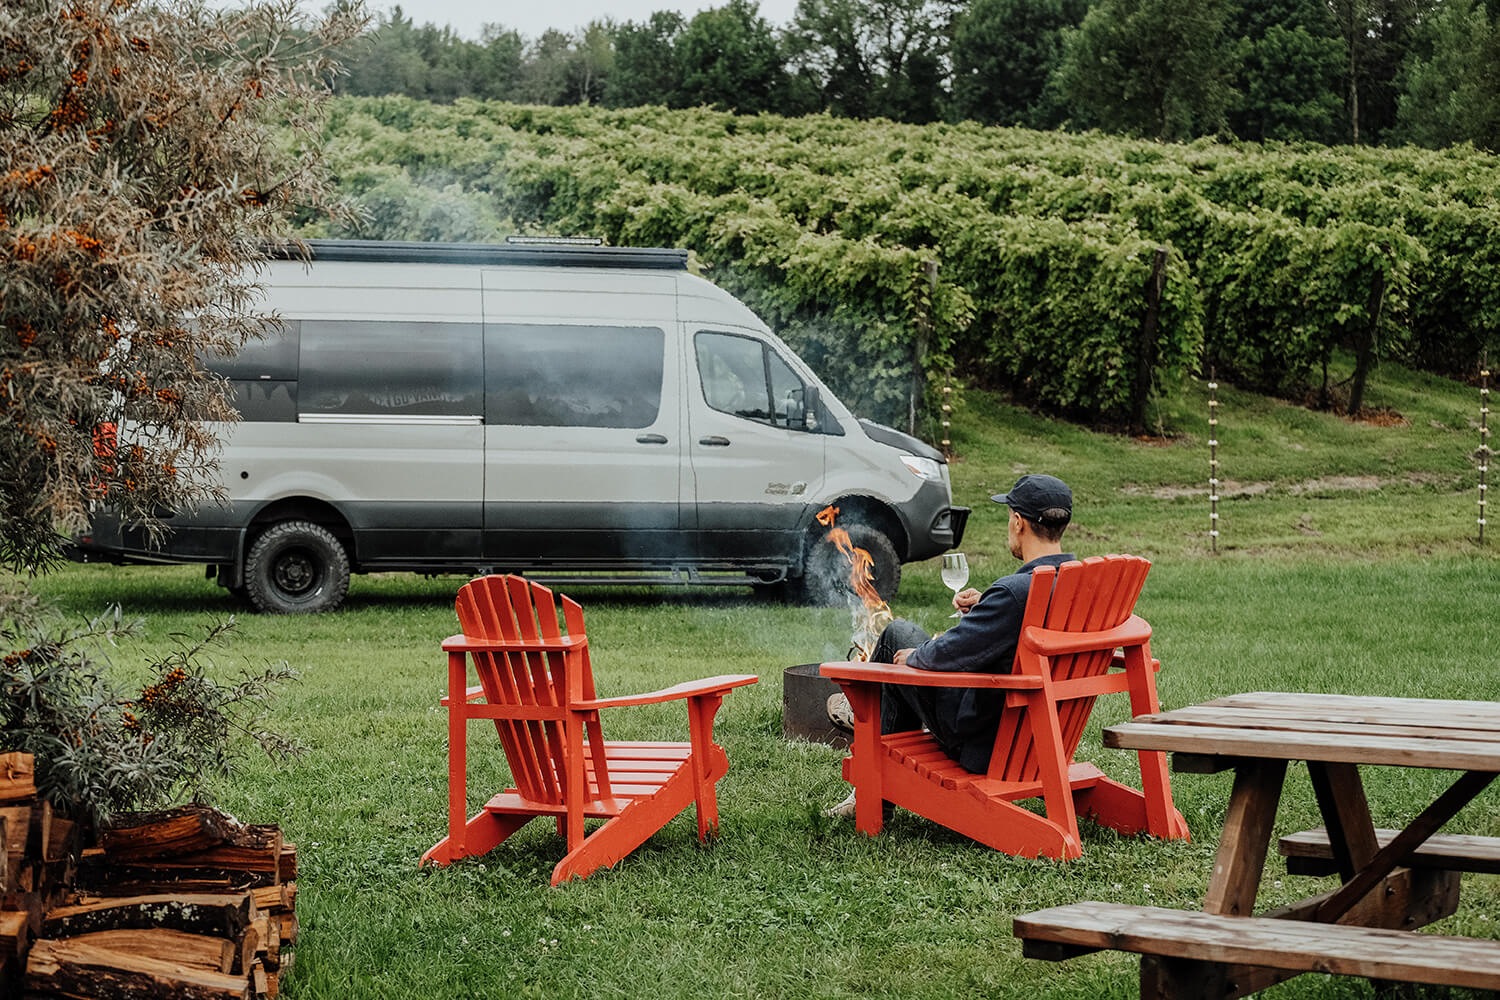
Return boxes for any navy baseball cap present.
[991,474,1073,523]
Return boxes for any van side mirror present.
[785,386,820,432]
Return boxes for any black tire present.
[244,520,350,614]
[798,522,901,606]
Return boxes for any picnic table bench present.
[1013,691,1500,998]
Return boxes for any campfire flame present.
[816,504,893,661]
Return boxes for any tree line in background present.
[296,97,1500,432]
[334,0,1500,149]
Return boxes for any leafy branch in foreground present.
[0,585,300,827]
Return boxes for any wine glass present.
[941,552,969,618]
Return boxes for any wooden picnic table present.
[1014,691,1500,998]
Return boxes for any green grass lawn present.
[26,357,1500,999]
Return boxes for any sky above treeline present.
[378,1,802,40]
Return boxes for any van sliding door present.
[480,303,684,566]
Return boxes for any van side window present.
[486,324,664,428]
[201,319,299,422]
[695,331,811,430]
[300,321,483,417]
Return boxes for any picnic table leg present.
[1203,758,1286,917]
[1315,769,1497,924]
[1306,761,1380,879]
[1141,955,1229,1000]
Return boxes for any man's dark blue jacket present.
[905,552,1075,773]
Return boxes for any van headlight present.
[899,454,944,482]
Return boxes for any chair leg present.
[422,811,533,867]
[1027,690,1082,852]
[840,682,888,836]
[551,768,699,885]
[686,693,725,841]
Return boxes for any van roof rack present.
[267,239,689,270]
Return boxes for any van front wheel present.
[799,522,900,607]
[244,521,350,614]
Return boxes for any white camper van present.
[70,240,968,612]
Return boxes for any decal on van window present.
[487,324,665,429]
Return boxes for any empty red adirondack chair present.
[821,554,1189,859]
[421,575,758,885]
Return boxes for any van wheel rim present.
[273,553,316,594]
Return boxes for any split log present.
[1,806,29,890]
[250,885,290,914]
[26,802,50,864]
[251,960,268,999]
[279,911,298,947]
[25,936,252,1000]
[0,909,28,961]
[75,860,274,895]
[64,928,236,974]
[0,754,36,803]
[231,922,258,976]
[277,844,296,883]
[43,892,253,940]
[101,806,243,861]
[43,815,76,864]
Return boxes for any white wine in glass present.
[941,552,969,617]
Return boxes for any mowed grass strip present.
[28,358,1500,999]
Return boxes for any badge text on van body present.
[765,482,808,496]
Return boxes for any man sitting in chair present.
[826,474,1075,818]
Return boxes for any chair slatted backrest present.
[989,555,1151,784]
[454,576,609,806]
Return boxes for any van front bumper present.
[902,477,970,561]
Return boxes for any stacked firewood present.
[0,753,300,999]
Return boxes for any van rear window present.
[486,324,664,429]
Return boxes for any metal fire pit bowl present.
[782,663,851,750]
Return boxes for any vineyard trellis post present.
[1481,353,1491,545]
[911,259,939,438]
[1209,366,1220,555]
[1130,247,1170,437]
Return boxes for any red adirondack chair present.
[421,575,758,885]
[820,554,1189,859]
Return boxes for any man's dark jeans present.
[868,618,942,738]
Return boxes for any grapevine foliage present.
[303,98,1500,425]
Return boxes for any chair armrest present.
[1021,615,1152,656]
[572,674,759,710]
[441,633,588,654]
[820,661,1044,689]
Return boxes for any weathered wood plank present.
[1281,827,1500,876]
[1147,704,1500,742]
[1204,692,1500,727]
[1104,722,1500,771]
[1013,902,1500,990]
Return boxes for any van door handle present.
[635,433,668,445]
[698,436,731,447]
